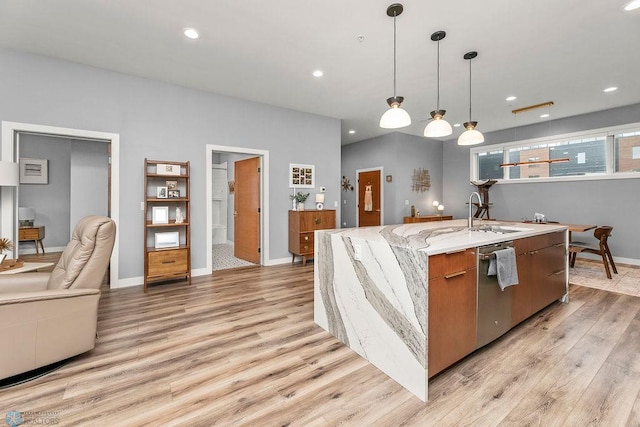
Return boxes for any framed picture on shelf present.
[156,186,168,198]
[152,206,169,224]
[168,189,180,198]
[154,231,180,248]
[156,164,181,176]
[166,180,178,190]
[289,163,315,188]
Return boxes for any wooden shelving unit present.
[144,159,191,292]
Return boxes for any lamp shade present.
[424,117,453,137]
[19,207,36,221]
[315,193,325,203]
[457,128,485,146]
[380,105,411,129]
[0,161,19,186]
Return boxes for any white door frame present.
[1,121,120,287]
[205,144,269,271]
[355,166,384,227]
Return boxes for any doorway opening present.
[1,121,120,287]
[206,144,269,272]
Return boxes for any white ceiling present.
[1,1,639,144]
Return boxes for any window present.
[471,123,640,182]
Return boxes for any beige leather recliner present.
[0,215,116,381]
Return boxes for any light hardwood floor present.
[2,261,640,426]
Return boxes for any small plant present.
[0,238,13,253]
[289,191,310,203]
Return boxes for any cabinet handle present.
[553,243,565,248]
[161,260,176,264]
[551,269,565,276]
[444,271,466,279]
[303,236,309,241]
[314,217,321,224]
[444,249,466,255]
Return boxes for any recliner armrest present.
[0,273,50,293]
[0,288,100,305]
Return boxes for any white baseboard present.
[576,252,640,266]
[265,256,297,266]
[19,245,66,255]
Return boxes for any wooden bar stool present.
[569,226,618,279]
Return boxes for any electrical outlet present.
[353,244,362,261]
[334,201,338,207]
[405,200,409,205]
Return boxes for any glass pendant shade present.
[424,110,452,137]
[457,122,484,145]
[380,102,411,129]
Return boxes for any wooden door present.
[357,169,381,227]
[234,157,260,263]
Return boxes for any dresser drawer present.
[19,227,44,241]
[299,232,314,254]
[428,248,477,279]
[148,249,188,276]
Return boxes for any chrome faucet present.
[468,191,482,228]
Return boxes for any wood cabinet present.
[144,159,191,292]
[19,226,45,254]
[403,215,453,223]
[512,231,566,324]
[288,210,336,266]
[428,248,477,377]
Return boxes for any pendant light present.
[380,3,411,129]
[457,51,484,146]
[424,31,452,138]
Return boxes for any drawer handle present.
[303,236,309,241]
[314,218,321,224]
[444,249,466,255]
[161,260,176,264]
[444,271,466,279]
[553,243,565,248]
[551,269,565,276]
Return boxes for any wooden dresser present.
[403,215,453,223]
[19,226,45,254]
[289,210,336,266]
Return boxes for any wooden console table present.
[19,225,45,255]
[403,215,453,223]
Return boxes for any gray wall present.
[1,48,341,280]
[70,140,109,229]
[443,103,640,261]
[341,132,444,227]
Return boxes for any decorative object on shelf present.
[289,164,315,188]
[315,193,325,210]
[424,30,452,138]
[19,158,48,184]
[386,175,392,183]
[154,231,180,249]
[458,51,484,146]
[411,168,431,192]
[152,206,169,224]
[290,191,309,211]
[168,189,180,198]
[380,3,411,129]
[18,207,36,227]
[0,237,14,264]
[175,207,184,224]
[156,186,168,198]
[341,176,354,191]
[156,163,181,176]
[228,180,235,193]
[500,157,570,168]
[410,205,416,217]
[166,180,178,190]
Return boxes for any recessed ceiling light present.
[506,96,517,101]
[453,123,461,127]
[540,113,550,118]
[603,86,618,93]
[184,28,199,39]
[348,130,356,134]
[624,0,640,11]
[312,70,324,77]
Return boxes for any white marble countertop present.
[320,219,568,256]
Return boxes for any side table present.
[19,226,46,255]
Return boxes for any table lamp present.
[19,207,35,227]
[315,193,325,210]
[432,200,440,214]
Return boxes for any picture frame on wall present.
[19,158,48,184]
[289,163,315,188]
[152,206,169,224]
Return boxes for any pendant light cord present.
[468,58,472,122]
[393,13,397,97]
[436,39,440,111]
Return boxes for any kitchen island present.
[314,219,568,401]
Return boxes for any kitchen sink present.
[470,225,532,234]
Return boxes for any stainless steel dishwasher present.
[476,241,514,348]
